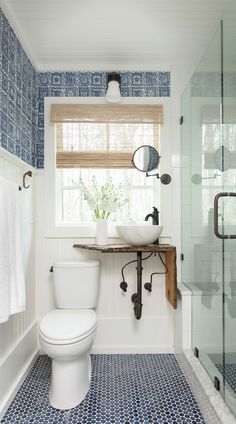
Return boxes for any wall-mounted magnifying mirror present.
[214,146,231,171]
[132,145,160,172]
[132,145,171,185]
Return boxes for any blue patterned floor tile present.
[2,354,205,424]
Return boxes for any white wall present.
[0,148,38,417]
[35,172,175,353]
[35,65,195,354]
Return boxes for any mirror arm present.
[146,172,160,178]
[146,172,172,185]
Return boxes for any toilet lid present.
[39,309,96,343]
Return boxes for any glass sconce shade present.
[106,80,121,103]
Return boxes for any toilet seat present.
[39,309,97,345]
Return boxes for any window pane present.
[58,168,155,223]
[56,121,160,224]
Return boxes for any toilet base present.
[49,354,91,410]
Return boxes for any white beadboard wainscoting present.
[35,172,175,354]
[0,148,38,419]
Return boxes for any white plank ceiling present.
[0,0,228,71]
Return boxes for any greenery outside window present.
[50,104,163,224]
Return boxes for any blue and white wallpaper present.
[0,8,171,168]
[0,9,37,167]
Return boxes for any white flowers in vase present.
[78,175,128,220]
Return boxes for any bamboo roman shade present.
[51,104,163,124]
[52,104,162,169]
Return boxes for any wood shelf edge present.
[73,243,176,253]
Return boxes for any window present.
[50,103,163,225]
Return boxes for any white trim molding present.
[0,322,39,419]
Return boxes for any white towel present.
[0,176,25,323]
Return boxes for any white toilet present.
[39,260,100,410]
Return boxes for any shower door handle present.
[214,192,236,239]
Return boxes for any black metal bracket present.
[180,116,184,125]
[214,376,220,391]
[194,347,199,358]
[145,172,172,185]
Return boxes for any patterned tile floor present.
[2,354,205,424]
[210,352,236,394]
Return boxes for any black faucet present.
[145,207,159,225]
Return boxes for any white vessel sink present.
[116,223,163,246]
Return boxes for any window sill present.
[44,222,170,244]
[45,222,118,238]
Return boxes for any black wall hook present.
[23,170,32,189]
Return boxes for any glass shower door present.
[182,1,236,416]
[221,2,236,414]
[181,23,224,395]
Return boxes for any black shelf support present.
[214,376,220,391]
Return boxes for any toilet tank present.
[53,261,100,309]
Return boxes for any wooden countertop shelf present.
[73,243,175,253]
[73,243,177,311]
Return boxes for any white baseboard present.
[91,345,174,354]
[0,321,39,420]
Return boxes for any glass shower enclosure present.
[181,1,236,416]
